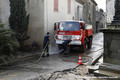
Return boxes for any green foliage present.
[9,0,30,48]
[0,21,19,56]
[0,21,4,28]
[99,8,104,13]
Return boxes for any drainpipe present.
[44,0,48,34]
[46,0,49,32]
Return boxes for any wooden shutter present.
[68,0,71,13]
[54,0,58,11]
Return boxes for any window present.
[59,22,80,31]
[54,0,58,11]
[68,0,71,13]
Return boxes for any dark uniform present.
[62,40,72,53]
[32,41,38,49]
[43,32,50,57]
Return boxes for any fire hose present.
[61,47,103,63]
[0,42,49,68]
[0,33,103,68]
[33,42,49,63]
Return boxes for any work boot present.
[47,54,49,57]
[42,54,45,57]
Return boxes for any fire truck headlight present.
[57,35,63,40]
[75,36,80,39]
[73,35,81,40]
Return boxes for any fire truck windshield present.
[59,22,80,31]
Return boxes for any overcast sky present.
[95,0,106,12]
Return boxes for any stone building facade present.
[106,0,115,24]
[82,0,97,33]
[100,0,120,66]
[96,10,106,32]
[0,0,97,49]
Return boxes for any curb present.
[0,53,41,66]
[91,53,103,65]
[12,53,41,62]
[99,63,120,74]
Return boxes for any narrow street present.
[0,33,103,80]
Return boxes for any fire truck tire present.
[58,44,62,50]
[70,46,73,52]
[88,37,92,49]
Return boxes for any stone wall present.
[83,0,97,33]
[101,29,120,65]
[96,11,106,32]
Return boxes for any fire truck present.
[54,20,93,52]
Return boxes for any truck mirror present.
[80,23,85,30]
[80,23,82,29]
[54,23,59,30]
[57,29,60,31]
[54,23,56,30]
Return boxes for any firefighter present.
[81,23,85,30]
[32,41,38,50]
[80,18,82,21]
[62,40,72,54]
[43,32,50,57]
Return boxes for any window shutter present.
[68,0,71,13]
[54,0,58,11]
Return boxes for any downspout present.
[44,0,49,34]
[46,0,49,32]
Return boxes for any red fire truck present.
[54,20,93,52]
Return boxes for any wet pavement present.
[0,33,104,80]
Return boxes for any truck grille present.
[63,35,72,40]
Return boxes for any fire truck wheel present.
[70,46,73,52]
[88,37,92,49]
[58,44,63,50]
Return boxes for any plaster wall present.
[45,0,81,47]
[24,0,44,46]
[82,0,97,33]
[74,1,83,20]
[104,31,120,65]
[0,0,10,29]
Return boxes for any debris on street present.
[28,65,95,80]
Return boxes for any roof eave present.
[75,0,85,4]
[91,0,98,6]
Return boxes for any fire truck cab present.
[54,20,93,52]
